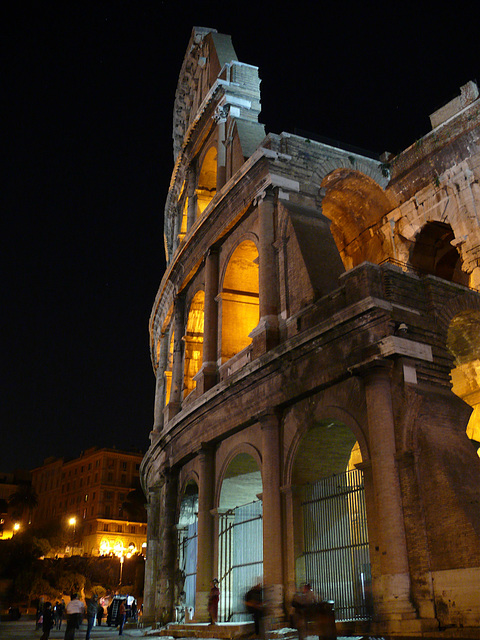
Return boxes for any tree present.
[121,482,147,522]
[8,483,38,524]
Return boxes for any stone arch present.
[164,325,175,407]
[284,384,369,488]
[311,157,390,193]
[176,475,199,612]
[217,446,262,510]
[319,168,393,269]
[178,473,199,523]
[284,401,371,612]
[197,145,217,217]
[286,405,367,488]
[183,290,205,398]
[220,239,260,363]
[409,221,469,285]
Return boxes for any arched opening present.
[320,168,392,269]
[218,453,263,622]
[176,481,199,618]
[178,181,188,242]
[221,241,259,364]
[184,291,205,398]
[197,147,217,217]
[164,330,174,407]
[291,421,371,621]
[410,222,469,286]
[447,310,480,456]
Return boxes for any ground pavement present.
[0,619,145,639]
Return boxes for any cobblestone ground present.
[0,622,371,640]
[0,619,144,639]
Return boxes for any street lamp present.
[68,516,77,555]
[13,523,20,535]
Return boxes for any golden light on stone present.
[221,240,259,362]
[196,146,217,217]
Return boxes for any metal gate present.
[302,468,372,621]
[218,500,263,621]
[178,520,198,611]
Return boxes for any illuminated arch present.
[197,146,217,217]
[164,328,174,407]
[220,240,259,363]
[178,181,188,242]
[320,168,392,268]
[184,291,205,398]
[218,451,262,510]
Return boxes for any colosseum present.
[141,27,480,637]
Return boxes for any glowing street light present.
[68,516,77,555]
[13,523,20,534]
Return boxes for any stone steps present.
[155,622,255,639]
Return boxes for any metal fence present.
[178,520,198,611]
[218,500,263,621]
[302,468,372,621]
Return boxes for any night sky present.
[3,2,478,473]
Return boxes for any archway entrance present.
[410,221,469,286]
[293,421,371,621]
[218,453,263,621]
[177,481,198,616]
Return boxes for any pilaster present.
[196,248,219,394]
[360,361,418,626]
[251,191,279,356]
[259,410,284,620]
[166,296,185,420]
[194,444,216,622]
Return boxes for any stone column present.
[143,484,162,623]
[151,335,169,437]
[361,361,417,623]
[216,117,227,191]
[165,296,185,421]
[194,445,216,621]
[260,411,284,620]
[186,166,197,231]
[197,248,219,394]
[282,484,304,608]
[251,191,279,355]
[158,468,179,623]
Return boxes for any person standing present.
[64,593,85,640]
[245,583,264,637]
[207,578,220,625]
[96,601,104,626]
[40,602,54,640]
[118,600,126,636]
[56,600,66,630]
[85,594,98,640]
[291,583,318,640]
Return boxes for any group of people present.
[207,579,335,640]
[37,592,131,640]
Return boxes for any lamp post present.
[119,555,125,585]
[68,516,77,555]
[13,522,20,535]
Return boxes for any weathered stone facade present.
[141,28,480,636]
